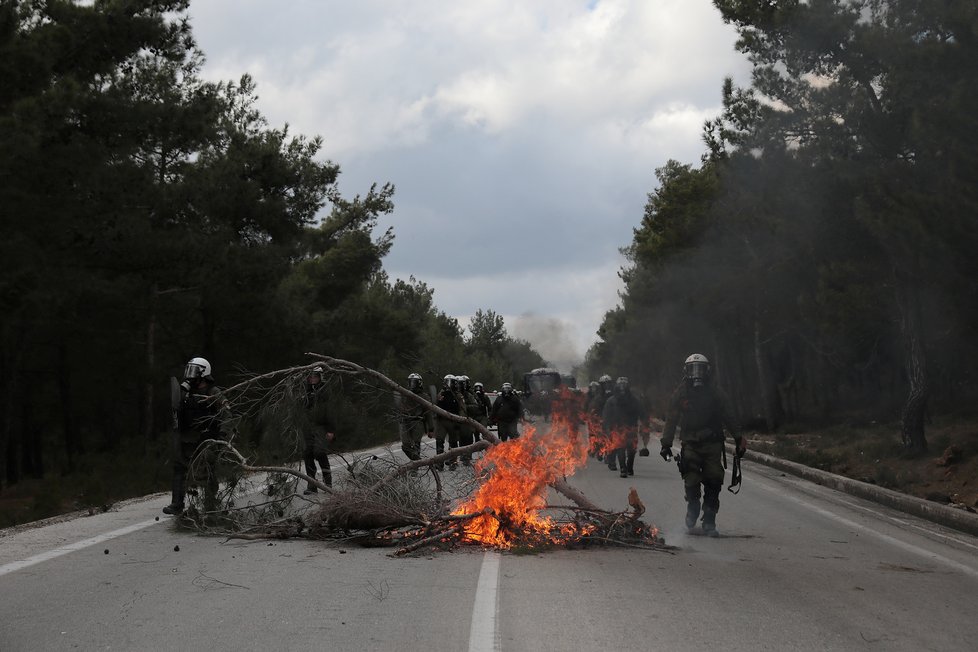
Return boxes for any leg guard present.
[684,485,701,531]
[702,482,721,536]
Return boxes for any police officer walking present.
[602,376,646,478]
[399,372,434,461]
[659,354,746,537]
[490,382,523,441]
[435,375,461,470]
[471,382,493,451]
[456,375,477,466]
[301,366,335,494]
[163,357,226,515]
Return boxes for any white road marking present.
[468,551,501,652]
[753,476,978,580]
[0,518,163,577]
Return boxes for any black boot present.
[163,471,185,515]
[702,483,721,536]
[702,510,719,537]
[684,486,701,532]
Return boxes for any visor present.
[686,362,709,379]
[184,363,206,380]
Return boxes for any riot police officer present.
[399,372,434,461]
[301,366,335,494]
[163,357,226,515]
[490,382,523,441]
[660,354,746,537]
[601,376,646,478]
[435,375,461,470]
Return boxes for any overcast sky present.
[190,0,751,371]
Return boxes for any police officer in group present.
[584,379,605,460]
[301,365,335,494]
[435,374,461,470]
[456,375,477,466]
[602,376,646,478]
[399,372,434,461]
[471,382,493,449]
[490,382,523,441]
[659,353,746,537]
[163,357,227,515]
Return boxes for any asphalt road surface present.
[2,435,977,652]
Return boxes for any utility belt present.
[680,427,724,443]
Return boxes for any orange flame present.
[454,387,596,548]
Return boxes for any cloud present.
[189,0,751,360]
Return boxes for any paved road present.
[2,438,977,651]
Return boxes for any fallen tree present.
[177,354,669,555]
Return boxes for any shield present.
[170,377,182,410]
[170,377,182,430]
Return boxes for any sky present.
[189,0,752,372]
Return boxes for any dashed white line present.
[468,551,501,652]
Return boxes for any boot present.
[685,501,701,532]
[163,472,185,515]
[162,501,184,515]
[684,486,701,533]
[701,510,719,537]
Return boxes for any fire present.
[454,387,595,548]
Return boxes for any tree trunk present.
[1,323,27,490]
[753,300,777,431]
[58,341,77,473]
[143,283,158,441]
[897,279,928,456]
[21,390,43,479]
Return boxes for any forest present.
[0,0,545,524]
[3,1,977,526]
[585,0,978,456]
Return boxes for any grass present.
[749,417,978,508]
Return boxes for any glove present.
[659,446,672,462]
[638,447,650,457]
[736,437,747,459]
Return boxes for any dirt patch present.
[748,418,978,512]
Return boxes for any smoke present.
[509,313,583,374]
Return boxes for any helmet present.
[443,374,455,389]
[305,365,324,386]
[458,375,470,390]
[615,376,630,392]
[474,381,484,392]
[589,380,600,390]
[184,357,212,381]
[501,382,513,395]
[598,374,612,384]
[408,372,423,391]
[683,354,711,386]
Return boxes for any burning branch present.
[179,354,667,554]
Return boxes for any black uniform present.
[168,381,224,513]
[490,391,523,441]
[399,386,434,461]
[302,383,335,490]
[602,388,645,477]
[436,386,461,469]
[661,381,741,534]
